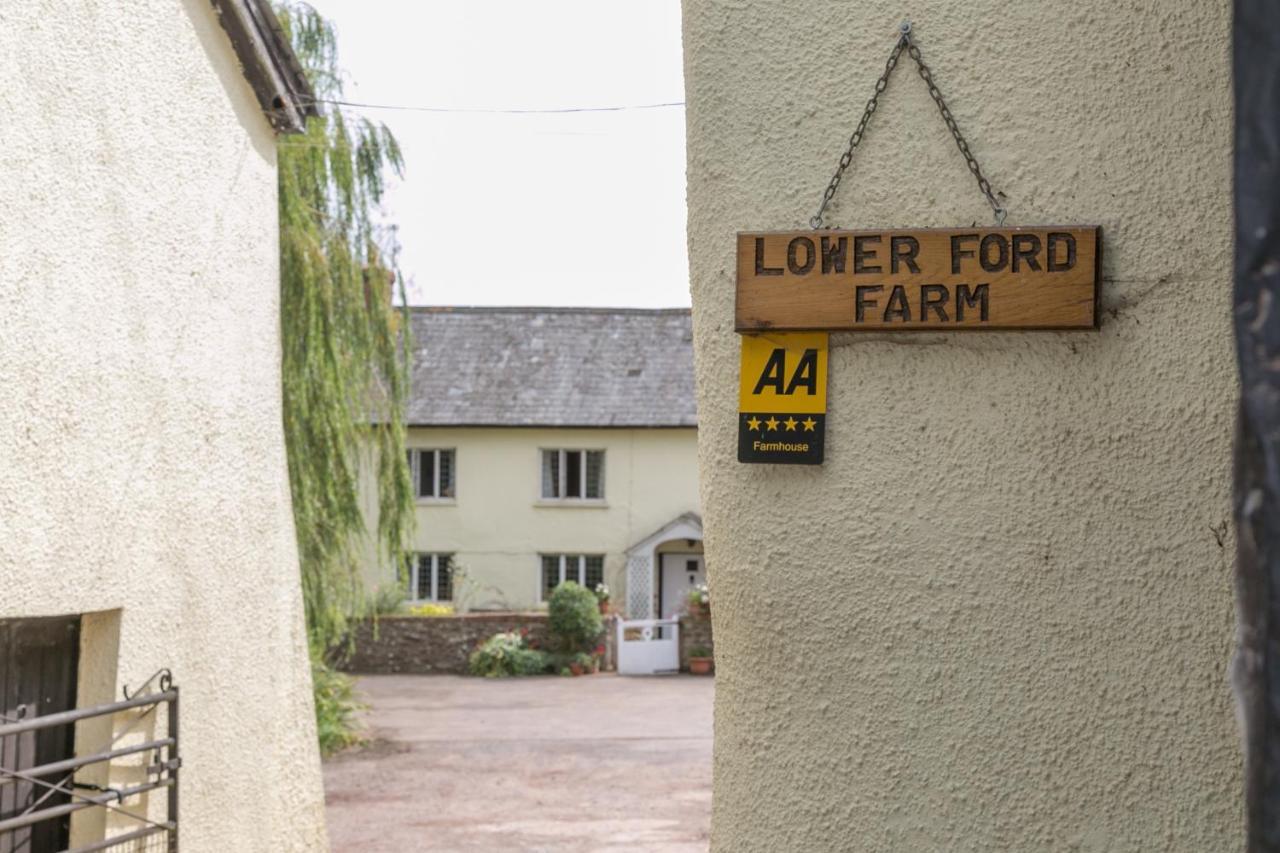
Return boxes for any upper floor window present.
[540,554,604,600]
[540,449,604,500]
[409,553,454,602]
[408,449,455,500]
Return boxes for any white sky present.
[306,0,689,308]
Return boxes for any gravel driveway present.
[323,674,713,852]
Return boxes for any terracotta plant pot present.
[569,662,584,676]
[687,602,708,618]
[598,601,610,615]
[689,657,713,675]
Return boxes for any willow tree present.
[276,2,413,657]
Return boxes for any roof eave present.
[209,0,319,134]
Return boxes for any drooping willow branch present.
[276,2,414,656]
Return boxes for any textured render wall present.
[363,427,700,610]
[682,1,1239,850]
[0,2,326,850]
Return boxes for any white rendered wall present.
[683,0,1240,849]
[0,1,326,849]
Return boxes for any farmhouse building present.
[361,307,702,619]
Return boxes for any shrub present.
[548,581,603,652]
[313,659,365,756]
[689,645,712,659]
[468,631,550,677]
[370,583,407,615]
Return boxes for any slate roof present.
[405,307,697,428]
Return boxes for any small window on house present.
[540,450,604,500]
[409,449,456,500]
[540,554,606,600]
[409,553,454,602]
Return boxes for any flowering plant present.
[593,583,611,603]
[407,602,454,617]
[687,583,710,607]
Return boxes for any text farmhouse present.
[735,227,1101,331]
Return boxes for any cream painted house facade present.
[1,2,325,850]
[362,308,702,617]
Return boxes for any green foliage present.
[547,582,603,653]
[274,2,413,656]
[689,646,713,658]
[468,631,551,678]
[312,659,365,756]
[370,582,407,615]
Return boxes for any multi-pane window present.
[408,449,455,500]
[540,450,604,500]
[539,554,605,600]
[409,553,454,602]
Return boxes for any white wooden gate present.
[616,618,680,675]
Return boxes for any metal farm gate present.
[0,619,179,853]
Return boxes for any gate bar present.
[60,824,169,853]
[0,779,173,834]
[0,738,174,788]
[0,691,177,738]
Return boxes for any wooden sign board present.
[736,227,1101,331]
[738,332,828,465]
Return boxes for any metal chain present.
[810,22,1006,229]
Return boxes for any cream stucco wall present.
[363,427,700,612]
[683,1,1240,850]
[0,2,326,850]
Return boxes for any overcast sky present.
[306,0,689,308]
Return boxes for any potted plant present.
[688,645,713,675]
[686,583,710,618]
[569,652,594,676]
[593,582,612,615]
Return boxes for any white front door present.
[660,553,705,618]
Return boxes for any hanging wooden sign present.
[736,226,1101,332]
[738,332,828,465]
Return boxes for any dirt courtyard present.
[323,674,713,852]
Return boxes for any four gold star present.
[746,415,821,433]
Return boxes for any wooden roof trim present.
[209,0,318,134]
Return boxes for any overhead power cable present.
[304,97,685,115]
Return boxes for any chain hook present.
[806,21,1008,230]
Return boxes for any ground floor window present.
[410,553,454,602]
[539,554,604,600]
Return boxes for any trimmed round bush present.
[468,631,550,677]
[548,581,603,653]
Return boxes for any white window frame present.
[538,553,605,601]
[538,448,605,503]
[410,553,453,602]
[410,448,456,502]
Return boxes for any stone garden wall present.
[343,612,617,674]
[679,615,714,672]
[342,612,716,675]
